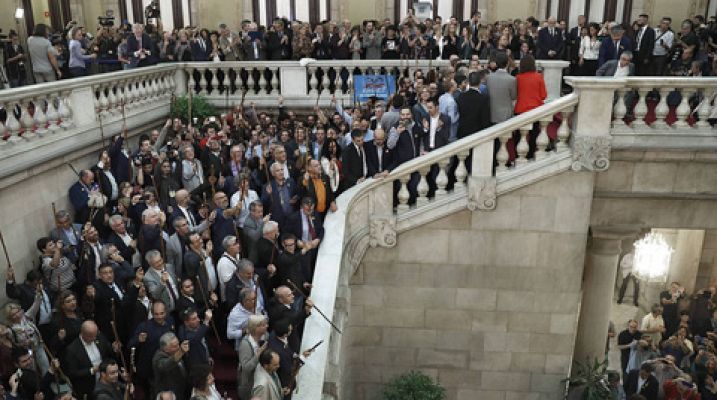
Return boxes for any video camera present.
[145,1,161,20]
[98,10,115,27]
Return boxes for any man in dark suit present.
[190,35,211,61]
[93,263,129,342]
[457,72,491,139]
[106,215,136,265]
[598,25,633,67]
[62,321,116,400]
[285,197,325,280]
[417,99,451,154]
[340,130,369,190]
[365,128,395,178]
[537,17,565,59]
[68,170,96,224]
[568,16,586,72]
[176,308,212,370]
[266,319,298,392]
[633,14,656,75]
[261,162,298,229]
[265,19,292,60]
[624,363,658,400]
[152,332,189,400]
[126,23,154,68]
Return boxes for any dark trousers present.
[69,66,88,78]
[617,273,640,305]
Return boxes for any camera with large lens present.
[145,1,161,20]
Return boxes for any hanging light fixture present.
[633,231,673,283]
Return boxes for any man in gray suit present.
[362,21,382,60]
[49,210,83,264]
[243,201,267,250]
[486,54,517,125]
[253,349,284,400]
[597,51,636,77]
[143,250,181,312]
[165,217,189,278]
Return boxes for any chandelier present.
[633,231,673,283]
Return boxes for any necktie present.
[636,29,643,50]
[377,147,383,171]
[358,146,367,176]
[307,214,317,240]
[165,272,177,305]
[111,283,124,300]
[550,28,554,37]
[615,41,620,59]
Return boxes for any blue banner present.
[353,75,396,103]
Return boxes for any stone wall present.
[343,172,594,400]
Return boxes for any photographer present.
[92,26,121,73]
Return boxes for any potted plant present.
[564,358,613,400]
[170,95,216,126]
[382,370,445,400]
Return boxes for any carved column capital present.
[369,216,397,248]
[467,176,497,211]
[571,136,612,172]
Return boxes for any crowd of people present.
[5,9,717,87]
[607,249,717,400]
[1,7,717,400]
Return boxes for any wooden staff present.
[286,279,342,334]
[252,274,260,314]
[98,112,106,149]
[121,100,132,184]
[289,340,324,394]
[158,219,166,260]
[0,229,11,270]
[187,82,193,124]
[42,342,73,391]
[125,347,135,400]
[66,162,79,176]
[110,299,128,370]
[193,261,221,343]
[209,164,217,196]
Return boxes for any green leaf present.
[382,371,446,400]
[170,95,217,126]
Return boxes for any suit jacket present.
[265,30,292,60]
[266,333,296,388]
[624,370,658,400]
[143,267,180,312]
[106,232,136,265]
[537,27,565,59]
[151,350,188,400]
[62,335,114,399]
[341,143,368,189]
[243,215,264,249]
[177,323,210,369]
[93,380,124,400]
[165,232,186,279]
[457,89,491,139]
[260,178,298,229]
[596,60,636,77]
[598,37,633,67]
[417,114,451,152]
[486,70,518,124]
[298,174,335,213]
[252,365,282,400]
[364,140,395,176]
[634,26,656,63]
[391,124,422,167]
[68,181,91,223]
[242,37,266,60]
[190,38,211,61]
[238,335,261,399]
[108,136,131,186]
[92,280,127,341]
[126,33,154,67]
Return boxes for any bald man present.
[62,321,116,399]
[537,17,565,60]
[365,128,394,178]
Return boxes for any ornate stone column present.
[573,227,639,366]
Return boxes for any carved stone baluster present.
[46,95,60,132]
[106,85,117,113]
[58,92,74,129]
[138,78,149,103]
[147,76,158,99]
[33,98,48,136]
[98,86,110,113]
[19,100,36,139]
[435,158,450,196]
[697,88,713,128]
[673,88,693,128]
[4,103,22,144]
[270,67,280,95]
[416,167,430,206]
[516,125,531,166]
[199,68,208,94]
[653,88,670,128]
[258,68,268,94]
[495,133,510,172]
[333,68,342,95]
[535,119,551,159]
[210,68,220,94]
[123,81,135,108]
[397,176,410,212]
[556,109,571,151]
[347,69,354,95]
[0,118,6,146]
[308,67,319,95]
[321,68,331,96]
[454,151,469,190]
[187,69,196,96]
[632,87,650,128]
[612,88,627,128]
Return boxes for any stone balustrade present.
[294,92,581,400]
